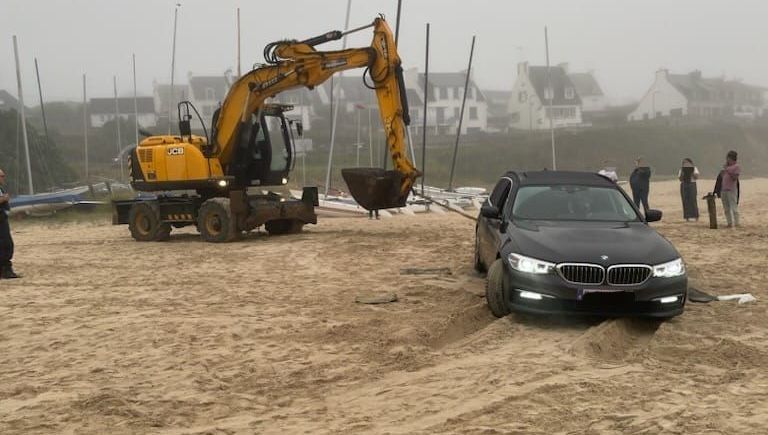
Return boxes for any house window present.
[518,91,528,103]
[469,106,478,120]
[544,87,554,100]
[565,87,575,100]
[433,86,440,100]
[205,88,215,100]
[453,107,460,120]
[447,87,453,99]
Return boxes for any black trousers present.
[632,189,650,215]
[0,217,13,267]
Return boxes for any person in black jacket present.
[0,169,19,279]
[629,157,652,216]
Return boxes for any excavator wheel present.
[198,198,241,243]
[265,219,304,235]
[128,202,171,242]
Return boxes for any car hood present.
[508,220,680,266]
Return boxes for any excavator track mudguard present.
[342,167,408,211]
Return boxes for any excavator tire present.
[265,219,304,235]
[128,202,171,242]
[486,259,511,318]
[198,198,240,243]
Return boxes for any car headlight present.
[507,253,555,274]
[653,258,685,278]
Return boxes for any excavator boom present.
[213,17,419,210]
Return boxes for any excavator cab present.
[229,104,295,189]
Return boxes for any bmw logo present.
[601,255,609,261]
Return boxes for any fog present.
[2,0,767,104]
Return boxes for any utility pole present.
[34,58,49,142]
[12,35,33,194]
[421,23,430,196]
[114,76,124,180]
[133,54,139,150]
[168,4,180,134]
[545,26,556,170]
[83,73,89,181]
[236,8,241,77]
[448,35,476,191]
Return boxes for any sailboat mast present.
[12,35,34,195]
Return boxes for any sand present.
[1,178,767,434]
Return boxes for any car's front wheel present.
[473,229,486,273]
[486,259,511,317]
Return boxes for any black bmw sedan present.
[475,171,687,319]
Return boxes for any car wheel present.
[473,230,486,273]
[486,258,511,318]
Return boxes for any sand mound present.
[567,318,661,361]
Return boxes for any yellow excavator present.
[113,16,420,242]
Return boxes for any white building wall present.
[628,70,688,121]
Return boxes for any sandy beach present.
[1,178,767,434]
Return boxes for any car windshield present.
[512,185,640,222]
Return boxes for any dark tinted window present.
[512,185,639,221]
[489,178,512,210]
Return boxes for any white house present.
[153,82,187,125]
[89,97,157,128]
[568,71,607,113]
[403,68,488,135]
[508,62,583,130]
[188,75,230,129]
[629,69,766,121]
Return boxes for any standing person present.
[721,150,741,228]
[0,169,19,279]
[629,157,652,216]
[679,158,700,222]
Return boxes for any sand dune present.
[1,178,767,434]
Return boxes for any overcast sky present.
[2,0,766,105]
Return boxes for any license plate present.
[577,288,623,301]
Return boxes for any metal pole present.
[34,58,49,142]
[448,35,475,191]
[421,23,430,196]
[83,73,89,181]
[356,107,361,167]
[168,5,179,134]
[545,26,556,170]
[323,0,352,198]
[395,0,403,45]
[236,8,241,77]
[12,35,34,195]
[368,103,373,166]
[114,76,123,180]
[133,53,139,149]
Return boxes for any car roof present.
[506,170,616,187]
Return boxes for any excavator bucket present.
[342,167,409,211]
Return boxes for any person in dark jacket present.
[679,158,700,222]
[629,157,652,216]
[0,169,19,279]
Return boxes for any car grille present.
[607,265,652,286]
[557,264,605,285]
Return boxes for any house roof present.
[89,97,155,115]
[417,72,486,102]
[667,71,766,104]
[0,89,23,112]
[527,66,582,106]
[189,76,229,101]
[568,73,603,97]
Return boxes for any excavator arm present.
[212,17,419,210]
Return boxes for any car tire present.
[473,229,486,273]
[486,258,511,318]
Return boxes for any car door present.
[479,177,513,265]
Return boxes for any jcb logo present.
[167,147,185,156]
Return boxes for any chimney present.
[655,68,669,81]
[557,62,569,73]
[517,62,529,76]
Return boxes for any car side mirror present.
[481,204,500,219]
[645,209,662,222]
